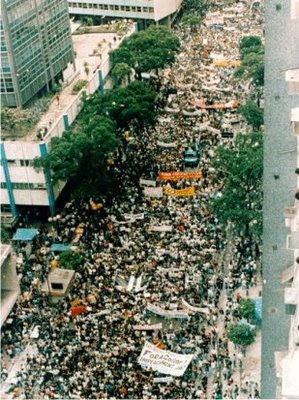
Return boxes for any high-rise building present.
[67,0,183,27]
[0,0,75,108]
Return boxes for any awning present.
[253,298,262,320]
[50,244,70,253]
[12,228,38,241]
[280,264,295,283]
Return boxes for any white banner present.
[134,323,163,331]
[144,187,163,198]
[150,225,173,232]
[140,179,157,187]
[180,298,210,315]
[157,140,177,148]
[123,213,145,221]
[147,303,189,319]
[138,342,194,377]
[116,274,149,293]
[153,376,174,383]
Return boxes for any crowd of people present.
[1,0,264,399]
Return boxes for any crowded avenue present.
[0,1,264,399]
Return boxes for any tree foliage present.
[235,36,264,86]
[211,131,263,236]
[110,26,180,78]
[111,62,132,87]
[58,250,83,271]
[34,116,119,198]
[227,322,256,346]
[237,298,256,322]
[82,80,157,129]
[239,100,264,130]
[182,0,209,16]
[181,14,202,30]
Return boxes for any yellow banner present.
[164,186,195,196]
[158,171,203,181]
[213,60,241,67]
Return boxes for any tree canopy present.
[110,25,180,78]
[34,115,119,199]
[182,0,209,16]
[211,131,263,237]
[235,35,264,86]
[239,100,264,130]
[81,80,157,130]
[237,298,256,323]
[227,322,256,346]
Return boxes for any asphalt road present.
[261,1,299,398]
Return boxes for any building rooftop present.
[1,20,134,143]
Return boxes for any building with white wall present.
[0,22,136,223]
[261,0,299,397]
[0,0,75,108]
[67,0,183,26]
[0,244,20,327]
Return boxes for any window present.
[20,160,34,167]
[291,0,299,18]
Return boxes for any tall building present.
[67,0,183,26]
[0,0,75,108]
[261,0,299,398]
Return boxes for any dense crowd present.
[1,1,264,399]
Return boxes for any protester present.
[1,1,263,399]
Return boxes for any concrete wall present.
[0,23,136,215]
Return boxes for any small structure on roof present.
[12,228,38,242]
[50,243,70,253]
[41,268,75,297]
[12,228,38,257]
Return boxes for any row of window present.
[68,3,154,13]
[1,182,47,190]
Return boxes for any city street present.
[1,1,265,399]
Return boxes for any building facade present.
[67,0,183,25]
[0,0,75,108]
[0,245,20,327]
[261,0,299,397]
[0,23,137,223]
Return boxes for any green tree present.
[34,116,118,198]
[211,131,263,236]
[110,25,180,80]
[239,100,264,130]
[111,62,132,87]
[239,36,262,59]
[227,322,256,346]
[181,14,202,31]
[237,298,256,322]
[82,80,157,129]
[183,0,209,16]
[1,225,11,243]
[58,250,83,271]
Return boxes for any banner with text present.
[164,186,195,197]
[147,303,189,319]
[144,187,163,198]
[180,298,210,314]
[134,323,163,331]
[157,140,177,148]
[140,179,157,187]
[138,341,194,377]
[158,171,203,181]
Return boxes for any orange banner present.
[158,171,203,181]
[71,305,86,317]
